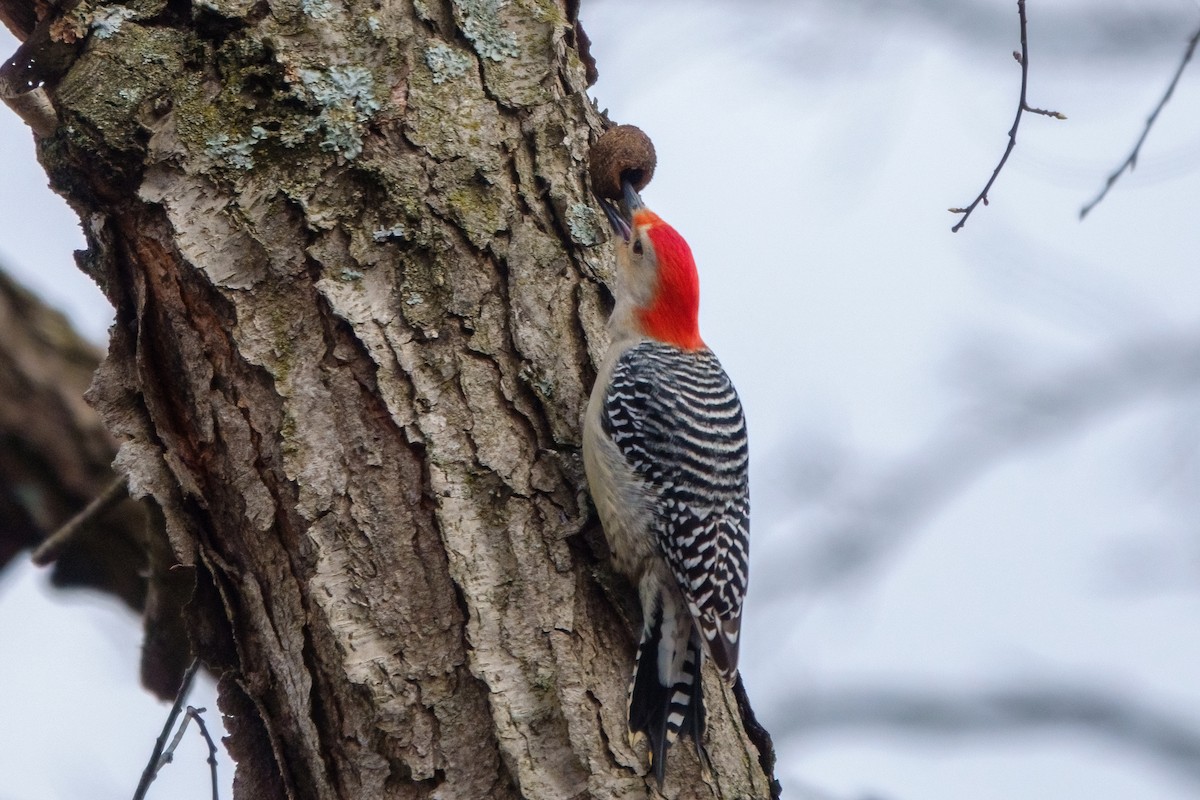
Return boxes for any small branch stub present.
[589,124,656,200]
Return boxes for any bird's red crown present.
[634,210,704,351]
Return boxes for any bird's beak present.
[599,178,645,243]
[621,178,645,218]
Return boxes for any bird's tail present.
[628,591,710,787]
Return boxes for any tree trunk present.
[2,1,777,797]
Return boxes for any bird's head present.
[599,180,704,351]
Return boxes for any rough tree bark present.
[2,1,777,798]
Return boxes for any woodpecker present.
[583,180,749,786]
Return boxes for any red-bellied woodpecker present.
[584,180,749,786]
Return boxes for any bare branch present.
[132,658,200,800]
[950,0,1065,233]
[776,683,1200,787]
[1080,25,1200,219]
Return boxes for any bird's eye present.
[632,240,644,256]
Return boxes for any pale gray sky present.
[4,2,1200,798]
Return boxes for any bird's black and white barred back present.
[600,339,750,677]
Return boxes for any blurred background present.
[3,0,1200,797]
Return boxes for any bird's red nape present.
[634,210,704,351]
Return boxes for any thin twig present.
[188,707,222,800]
[31,474,128,565]
[132,658,201,800]
[950,0,1065,233]
[1080,25,1200,219]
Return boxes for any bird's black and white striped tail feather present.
[628,601,709,787]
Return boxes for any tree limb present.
[0,266,192,699]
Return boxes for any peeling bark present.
[2,0,777,797]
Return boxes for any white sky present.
[4,1,1200,798]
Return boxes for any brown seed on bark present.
[588,124,656,200]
